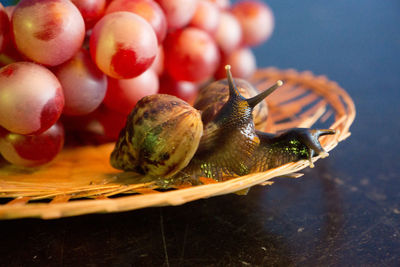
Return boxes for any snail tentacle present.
[246,80,282,108]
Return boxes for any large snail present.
[110,66,335,186]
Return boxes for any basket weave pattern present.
[0,68,355,219]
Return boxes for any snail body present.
[110,66,335,185]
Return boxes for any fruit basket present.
[0,68,355,220]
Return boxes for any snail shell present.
[110,94,203,178]
[194,78,268,130]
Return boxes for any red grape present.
[189,0,220,35]
[0,3,10,53]
[0,4,22,66]
[0,40,25,68]
[215,47,256,79]
[62,105,127,143]
[215,11,242,55]
[0,62,64,135]
[106,0,167,44]
[155,0,198,30]
[70,0,106,29]
[103,68,159,115]
[158,74,198,104]
[89,11,158,79]
[231,0,274,46]
[94,106,127,141]
[164,27,220,82]
[0,123,64,167]
[11,0,85,66]
[54,49,107,116]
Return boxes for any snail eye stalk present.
[225,64,283,109]
[246,80,283,108]
[225,65,241,98]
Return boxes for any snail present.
[110,65,335,186]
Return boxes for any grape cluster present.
[0,0,274,167]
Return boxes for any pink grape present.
[189,0,220,35]
[215,47,256,79]
[70,0,106,29]
[0,3,9,53]
[208,0,230,10]
[215,11,242,55]
[89,11,158,79]
[0,123,64,167]
[106,0,167,43]
[155,0,198,30]
[103,69,159,115]
[0,62,64,135]
[54,49,107,116]
[164,27,220,82]
[11,0,85,66]
[158,74,198,104]
[231,0,274,46]
[150,45,164,75]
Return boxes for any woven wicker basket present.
[0,68,355,220]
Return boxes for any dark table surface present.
[1,0,400,266]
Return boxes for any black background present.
[1,0,400,266]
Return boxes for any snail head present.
[215,65,283,125]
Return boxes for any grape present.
[0,4,22,66]
[0,62,64,135]
[164,27,220,82]
[103,69,159,115]
[208,0,230,10]
[62,105,127,143]
[94,106,127,141]
[70,0,106,29]
[189,0,220,35]
[150,45,164,75]
[11,0,85,66]
[231,0,274,46]
[0,3,10,53]
[215,11,242,55]
[54,49,107,116]
[0,123,64,167]
[215,47,256,79]
[155,0,198,30]
[158,74,198,104]
[0,40,25,68]
[89,11,158,79]
[106,0,167,44]
[61,113,94,134]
